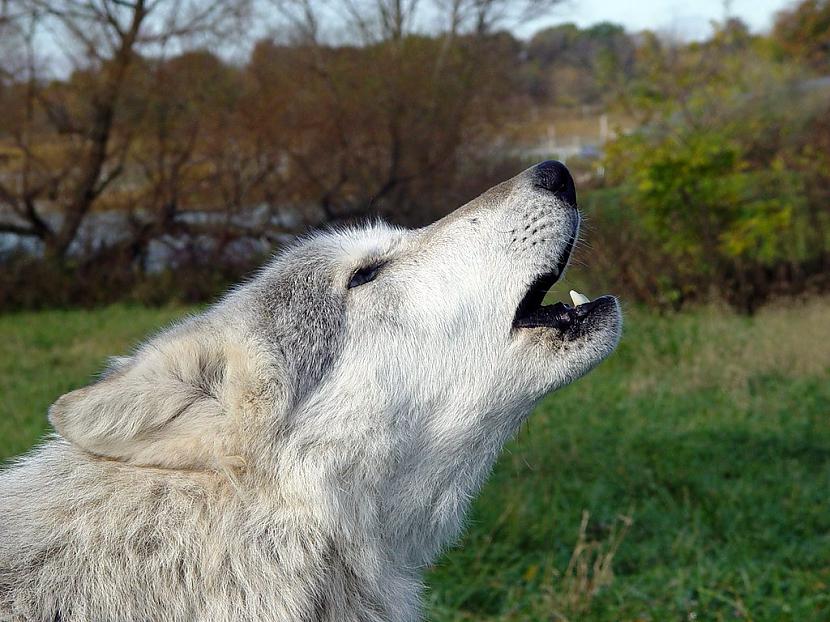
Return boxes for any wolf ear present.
[48,330,244,470]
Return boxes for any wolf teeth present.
[569,290,590,306]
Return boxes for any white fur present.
[0,164,622,621]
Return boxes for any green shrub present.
[589,43,830,311]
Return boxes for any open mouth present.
[512,237,614,332]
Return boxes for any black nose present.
[531,160,577,208]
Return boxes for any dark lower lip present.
[513,296,617,331]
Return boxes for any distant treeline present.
[0,0,828,311]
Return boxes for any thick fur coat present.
[0,161,621,621]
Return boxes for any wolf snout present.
[529,160,577,209]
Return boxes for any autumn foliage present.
[0,0,828,311]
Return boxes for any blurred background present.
[0,0,828,620]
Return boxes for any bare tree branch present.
[0,220,40,236]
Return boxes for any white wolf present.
[0,161,621,621]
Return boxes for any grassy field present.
[1,301,829,621]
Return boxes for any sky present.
[517,0,796,39]
[15,0,799,79]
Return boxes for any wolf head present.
[48,161,621,565]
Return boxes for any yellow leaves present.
[636,177,654,194]
[720,202,794,261]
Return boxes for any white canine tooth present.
[569,290,591,306]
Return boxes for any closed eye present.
[348,263,383,289]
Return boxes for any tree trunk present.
[45,0,147,260]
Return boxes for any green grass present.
[1,301,829,621]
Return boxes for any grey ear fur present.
[48,331,236,470]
